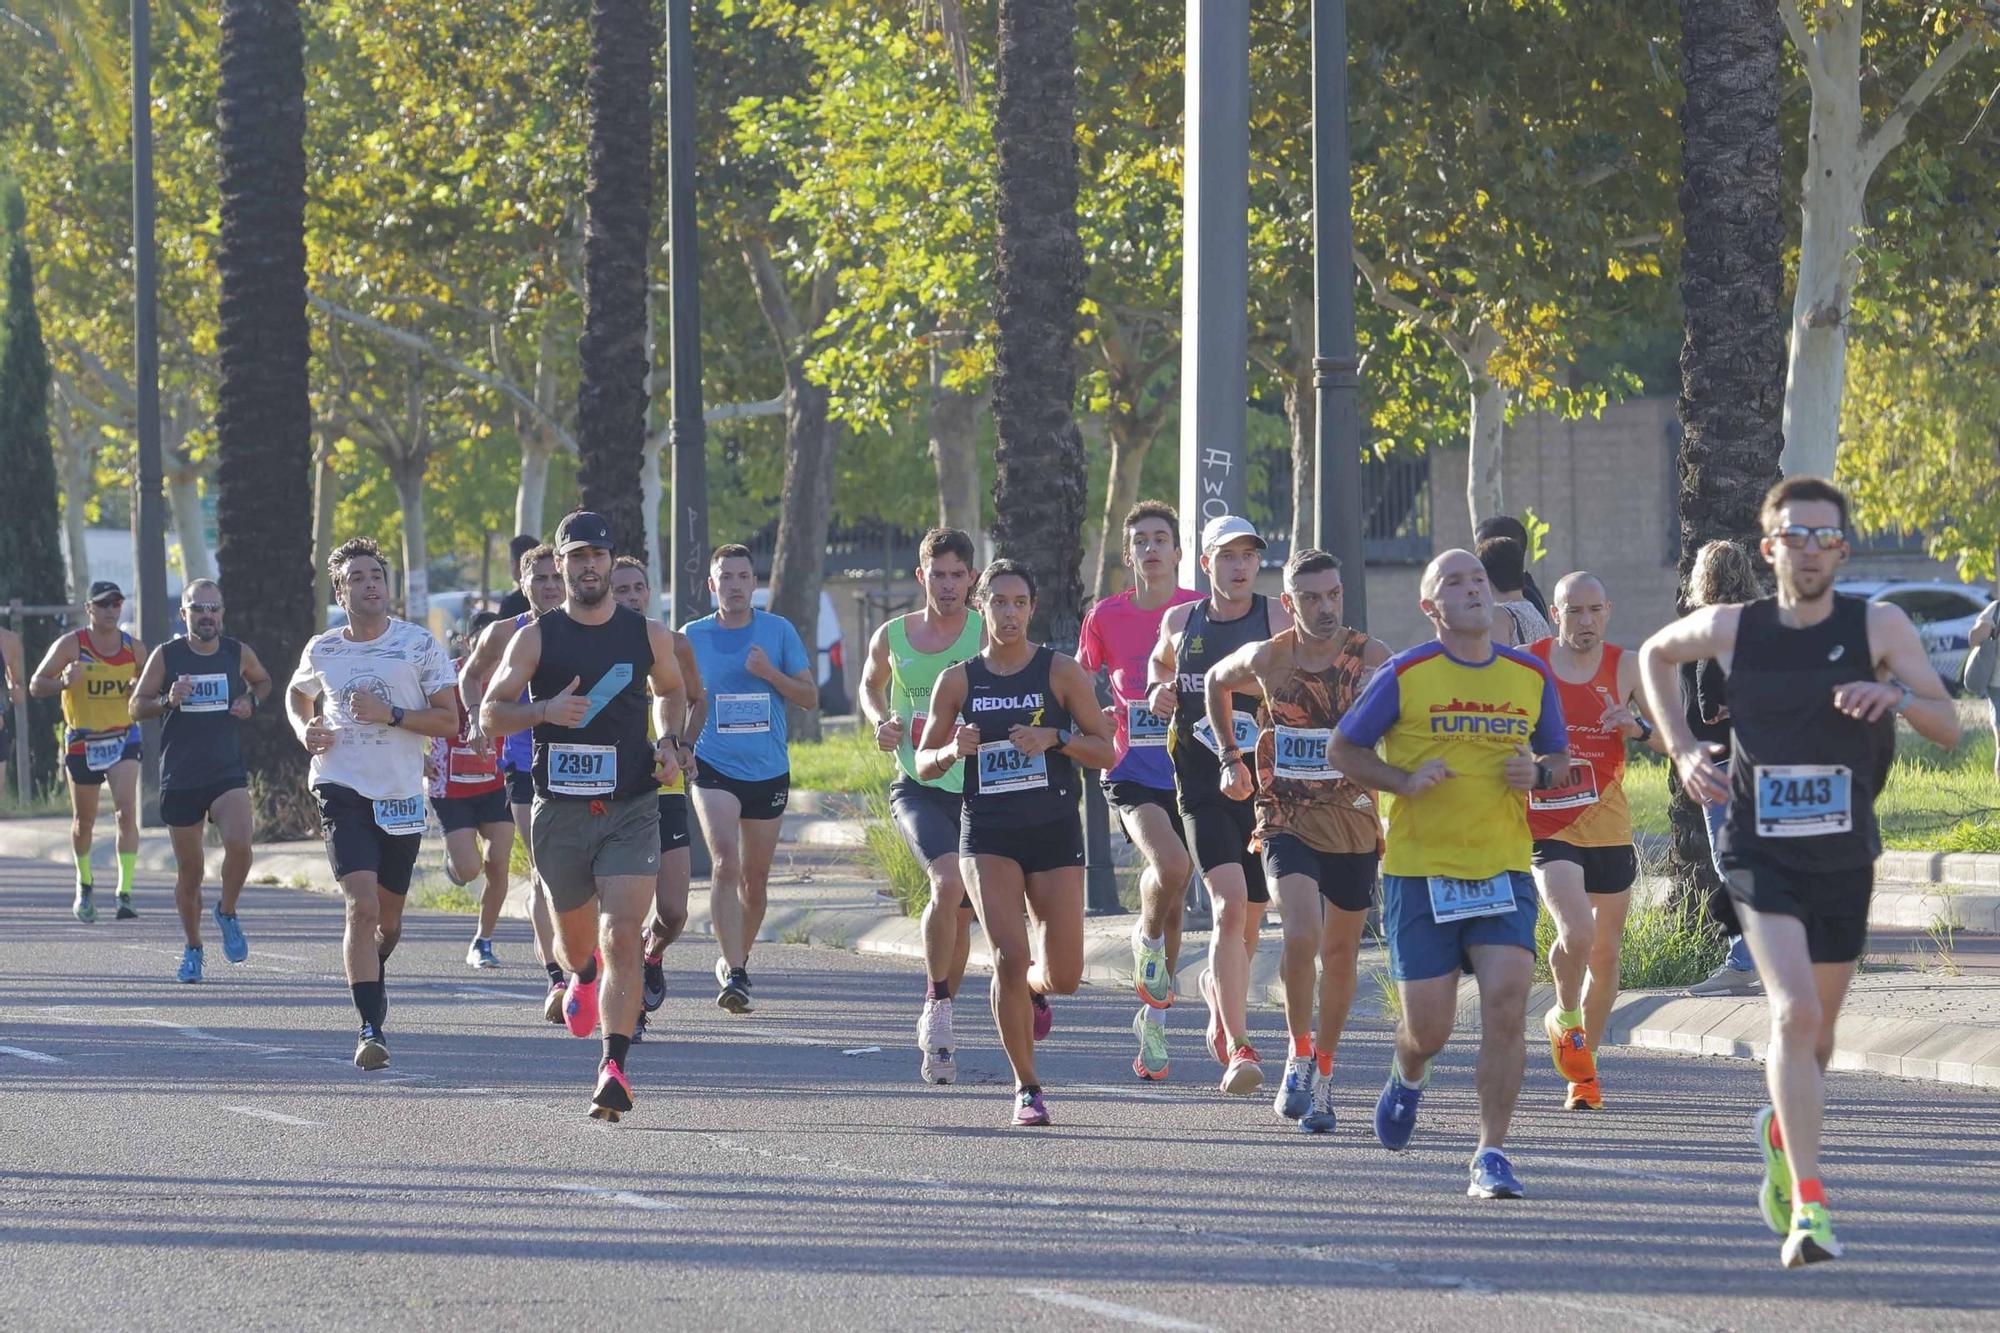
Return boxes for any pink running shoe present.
[564,953,601,1038]
[1030,992,1053,1042]
[590,1059,633,1122]
[1013,1088,1051,1126]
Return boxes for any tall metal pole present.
[131,0,169,817]
[1311,0,1366,629]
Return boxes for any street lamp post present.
[665,0,707,634]
[131,0,169,816]
[1311,0,1366,629]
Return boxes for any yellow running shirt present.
[62,629,141,740]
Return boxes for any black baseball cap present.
[88,581,124,605]
[554,511,613,554]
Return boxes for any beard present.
[570,578,607,607]
[191,622,220,642]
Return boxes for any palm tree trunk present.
[576,0,655,560]
[214,0,315,837]
[991,0,1088,647]
[1671,0,1785,903]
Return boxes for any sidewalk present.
[3,808,1996,1090]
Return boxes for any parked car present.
[660,588,850,716]
[1838,579,1995,694]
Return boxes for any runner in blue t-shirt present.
[683,543,818,1012]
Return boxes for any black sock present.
[575,955,600,985]
[545,960,566,985]
[929,979,951,1002]
[352,981,387,1033]
[729,965,749,987]
[1031,992,1049,1010]
[603,1033,631,1068]
[1020,1083,1041,1098]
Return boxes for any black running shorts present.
[1259,834,1377,913]
[1722,856,1873,965]
[315,782,422,895]
[1531,840,1640,895]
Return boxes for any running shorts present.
[1722,856,1872,965]
[530,794,660,912]
[658,791,691,852]
[65,740,141,787]
[433,787,512,834]
[1259,835,1377,913]
[314,782,423,895]
[1181,795,1268,903]
[1380,869,1538,981]
[693,763,791,821]
[1530,840,1639,895]
[1104,780,1187,848]
[506,768,535,806]
[161,780,245,830]
[960,814,1085,876]
[891,776,963,866]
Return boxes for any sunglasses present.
[91,597,124,608]
[1768,525,1846,551]
[185,601,223,614]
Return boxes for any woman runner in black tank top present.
[913,561,1115,1127]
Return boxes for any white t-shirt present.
[289,618,457,800]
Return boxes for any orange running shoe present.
[1564,1079,1602,1110]
[1544,1007,1597,1084]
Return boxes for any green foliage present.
[788,727,894,794]
[859,788,930,919]
[1519,507,1553,566]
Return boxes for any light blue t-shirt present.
[685,609,811,781]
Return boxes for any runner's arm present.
[646,620,688,742]
[672,629,705,745]
[238,644,275,706]
[0,628,24,705]
[1145,603,1190,714]
[478,622,545,739]
[1615,648,1666,754]
[457,619,511,714]
[859,623,894,729]
[1202,641,1265,764]
[1049,654,1117,770]
[1638,606,1740,765]
[130,647,171,720]
[1864,601,1960,749]
[914,665,969,781]
[27,632,76,698]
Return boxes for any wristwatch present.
[1630,714,1653,742]
[390,705,406,728]
[1894,685,1915,715]
[1056,728,1074,751]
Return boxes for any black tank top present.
[1169,594,1271,804]
[1719,594,1885,871]
[159,636,245,790]
[961,646,1076,828]
[530,606,657,801]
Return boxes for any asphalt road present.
[3,855,1998,1331]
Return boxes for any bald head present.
[1419,548,1492,636]
[1551,570,1610,651]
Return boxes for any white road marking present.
[552,1183,681,1211]
[0,1045,66,1063]
[1018,1288,1212,1331]
[257,951,309,961]
[1072,1083,1178,1103]
[454,986,541,1000]
[840,1045,882,1056]
[222,1105,324,1127]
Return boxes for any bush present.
[859,788,930,918]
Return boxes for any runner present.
[1077,501,1199,1082]
[1639,476,1958,1267]
[608,556,704,1042]
[1148,514,1292,1095]
[129,580,272,981]
[482,511,686,1121]
[461,541,567,1021]
[428,647,512,971]
[29,581,144,923]
[684,543,818,1013]
[1204,549,1387,1129]
[0,622,22,800]
[287,539,460,1071]
[1478,537,1551,648]
[859,527,983,1084]
[1331,547,1572,1198]
[1474,515,1552,621]
[914,559,1115,1125]
[1526,571,1658,1111]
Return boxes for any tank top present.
[1718,594,1882,871]
[501,612,535,775]
[434,657,504,798]
[1169,595,1272,804]
[960,646,1076,829]
[62,628,140,739]
[888,610,984,792]
[159,636,246,790]
[1252,628,1381,855]
[1526,640,1631,846]
[529,606,657,802]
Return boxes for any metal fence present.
[1,600,81,806]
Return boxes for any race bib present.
[179,674,231,714]
[372,794,427,836]
[1529,762,1600,813]
[1192,710,1260,758]
[909,712,929,747]
[977,740,1048,794]
[447,744,498,784]
[1126,700,1169,749]
[83,734,127,772]
[547,742,617,797]
[1426,872,1518,925]
[1754,764,1851,838]
[716,692,772,735]
[1271,726,1339,781]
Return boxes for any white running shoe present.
[918,997,957,1085]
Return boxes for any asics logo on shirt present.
[967,693,1044,713]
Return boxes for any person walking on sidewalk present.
[130,580,272,982]
[1640,476,1959,1268]
[860,527,984,1085]
[1968,597,2000,781]
[30,581,144,923]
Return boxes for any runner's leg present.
[593,874,654,1044]
[516,799,559,970]
[69,780,100,886]
[1466,941,1533,1153]
[1535,858,1593,1014]
[919,853,965,989]
[1314,904,1368,1070]
[1273,872,1321,1050]
[477,820,513,941]
[1392,972,1458,1085]
[213,787,253,916]
[694,786,748,967]
[1024,866,1085,1001]
[1129,804,1192,983]
[1737,905,1842,1191]
[1203,865,1253,1047]
[169,821,206,949]
[108,758,140,858]
[735,813,784,966]
[1582,888,1632,1051]
[965,854,1037,1089]
[652,845,692,948]
[338,870,384,987]
[375,881,408,965]
[443,827,482,888]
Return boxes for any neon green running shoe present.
[1781,1201,1842,1268]
[1133,937,1172,1008]
[1131,1006,1169,1081]
[1755,1105,1792,1235]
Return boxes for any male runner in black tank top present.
[1147,515,1292,1098]
[483,510,688,1122]
[1641,477,1959,1269]
[131,580,273,982]
[916,561,1114,1127]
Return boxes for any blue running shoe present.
[1300,1067,1338,1135]
[214,906,249,963]
[1374,1065,1425,1151]
[73,885,97,924]
[1274,1055,1314,1120]
[1467,1148,1524,1199]
[177,946,203,984]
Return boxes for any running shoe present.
[714,956,730,988]
[1755,1105,1793,1235]
[1221,1043,1264,1096]
[176,945,203,984]
[1564,1079,1603,1111]
[1686,963,1761,997]
[1467,1148,1525,1199]
[1013,1088,1051,1127]
[1131,1007,1169,1082]
[354,1029,389,1071]
[1030,992,1053,1042]
[590,1059,634,1123]
[631,1010,649,1043]
[1781,1202,1842,1268]
[1133,936,1173,1008]
[543,978,568,1025]
[642,955,668,1012]
[918,998,956,1085]
[214,906,249,963]
[465,938,498,969]
[1197,967,1227,1066]
[717,968,752,1014]
[1545,1007,1596,1084]
[1273,1055,1313,1119]
[564,954,601,1037]
[115,893,137,920]
[73,885,96,924]
[1300,1068,1338,1135]
[1374,1060,1425,1151]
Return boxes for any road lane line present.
[454,986,543,1000]
[0,1045,66,1063]
[1017,1288,1211,1330]
[552,1183,682,1211]
[222,1105,324,1127]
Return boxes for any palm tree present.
[575,0,654,560]
[1669,0,1785,894]
[213,0,314,836]
[990,0,1088,647]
